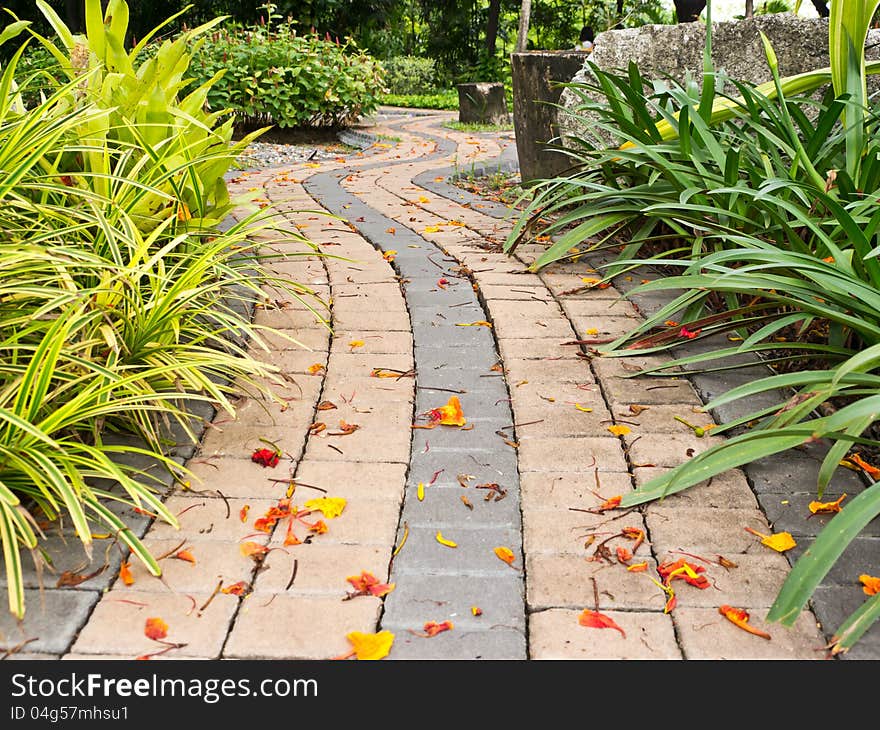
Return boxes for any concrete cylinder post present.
[510,51,590,184]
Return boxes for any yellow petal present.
[349,340,365,348]
[607,424,631,436]
[494,546,515,565]
[762,531,797,552]
[303,497,347,519]
[417,482,425,501]
[436,531,457,548]
[585,328,599,335]
[346,630,394,660]
[418,196,430,203]
[574,404,593,413]
[455,321,492,328]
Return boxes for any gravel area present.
[235,140,355,169]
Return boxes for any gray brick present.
[386,626,526,659]
[400,483,520,527]
[0,590,99,654]
[389,525,521,574]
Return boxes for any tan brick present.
[560,297,641,318]
[252,305,329,330]
[591,353,685,377]
[502,357,595,385]
[231,372,323,404]
[526,553,664,610]
[529,608,681,659]
[525,508,649,557]
[145,496,277,544]
[319,376,415,404]
[626,431,725,469]
[325,352,414,377]
[213,395,316,430]
[268,498,400,547]
[610,402,716,431]
[490,306,573,340]
[633,467,758,509]
[223,595,381,659]
[602,375,702,407]
[249,349,330,376]
[517,436,628,473]
[676,607,826,659]
[198,422,307,461]
[293,460,407,502]
[304,414,412,463]
[247,327,330,353]
[70,590,238,658]
[646,507,773,554]
[497,337,584,360]
[520,471,634,512]
[478,284,554,301]
[122,538,256,593]
[252,543,393,594]
[330,330,413,355]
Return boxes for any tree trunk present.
[673,0,706,22]
[64,0,84,33]
[516,0,532,53]
[486,0,501,57]
[744,0,754,17]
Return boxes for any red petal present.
[578,609,626,638]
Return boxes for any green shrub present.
[382,55,436,95]
[506,2,880,653]
[0,1,323,619]
[188,10,385,129]
[380,89,458,110]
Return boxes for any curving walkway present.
[6,109,876,661]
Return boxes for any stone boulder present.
[457,82,509,125]
[557,15,880,149]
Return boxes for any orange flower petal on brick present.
[621,526,645,551]
[119,561,135,586]
[383,250,397,261]
[745,526,796,552]
[658,558,710,589]
[308,363,325,375]
[809,493,847,514]
[303,496,346,519]
[494,546,516,565]
[846,453,880,479]
[348,340,365,348]
[680,326,701,339]
[860,574,880,596]
[578,609,626,638]
[343,630,394,660]
[598,495,622,511]
[308,519,329,534]
[346,571,395,598]
[144,617,168,641]
[386,227,396,234]
[607,424,631,436]
[455,321,492,328]
[422,620,454,637]
[719,605,771,640]
[616,546,633,563]
[429,395,466,427]
[418,195,430,203]
[284,519,302,546]
[627,562,648,572]
[251,447,280,468]
[174,549,196,564]
[239,505,250,523]
[221,581,249,596]
[437,277,450,289]
[471,606,483,616]
[240,541,269,559]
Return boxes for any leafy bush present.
[380,89,458,110]
[382,55,436,95]
[188,10,385,129]
[506,1,880,653]
[0,1,322,619]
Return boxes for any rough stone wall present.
[557,15,880,148]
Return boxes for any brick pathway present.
[3,109,877,661]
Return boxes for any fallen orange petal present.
[578,609,626,638]
[745,526,796,552]
[494,546,516,565]
[422,620,454,637]
[626,562,648,572]
[860,574,880,596]
[221,581,249,596]
[239,505,250,523]
[240,541,269,558]
[607,424,631,436]
[119,561,134,586]
[429,395,466,427]
[599,495,622,511]
[809,493,847,514]
[846,453,880,479]
[616,546,633,563]
[455,321,492,328]
[308,363,325,375]
[174,549,196,564]
[144,617,168,641]
[719,605,771,640]
[383,250,397,261]
[471,606,483,616]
